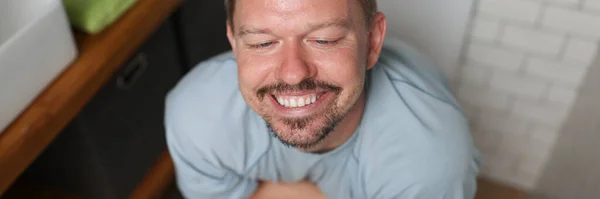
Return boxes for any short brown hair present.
[225,0,378,27]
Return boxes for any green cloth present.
[62,0,139,34]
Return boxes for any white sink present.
[0,0,78,133]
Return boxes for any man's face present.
[228,0,374,149]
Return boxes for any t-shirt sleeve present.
[164,52,261,199]
[363,150,478,199]
[360,80,480,199]
[166,123,259,199]
[362,125,479,199]
[362,123,479,197]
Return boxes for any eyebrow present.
[308,18,352,32]
[237,27,273,37]
[236,18,352,37]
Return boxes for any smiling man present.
[165,0,480,198]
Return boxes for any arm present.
[167,120,327,199]
[249,181,329,199]
[167,125,259,198]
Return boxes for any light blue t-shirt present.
[165,38,481,199]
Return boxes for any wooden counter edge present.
[0,0,183,195]
[130,150,176,199]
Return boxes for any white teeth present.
[275,94,320,108]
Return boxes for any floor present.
[161,178,528,199]
[475,179,528,199]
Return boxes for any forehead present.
[233,0,361,30]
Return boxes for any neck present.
[299,91,366,153]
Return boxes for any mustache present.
[256,79,342,99]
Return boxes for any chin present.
[266,113,343,149]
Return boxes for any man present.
[165,0,481,198]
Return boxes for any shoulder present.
[165,52,269,173]
[165,51,241,143]
[358,38,473,147]
[355,80,480,198]
[356,96,479,186]
[354,39,480,198]
[377,37,461,110]
[167,51,239,104]
[358,38,473,145]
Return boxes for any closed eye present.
[249,41,276,49]
[313,39,339,46]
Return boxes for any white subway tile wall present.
[564,37,599,65]
[546,0,581,6]
[547,84,579,105]
[490,70,548,99]
[466,43,524,71]
[525,58,588,87]
[459,64,493,85]
[584,0,600,11]
[471,18,502,41]
[512,99,570,125]
[458,85,512,111]
[501,25,565,56]
[542,7,600,37]
[459,0,599,189]
[478,0,542,24]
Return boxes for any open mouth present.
[270,92,327,108]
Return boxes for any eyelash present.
[249,41,276,49]
[247,39,339,49]
[314,40,339,46]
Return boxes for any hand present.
[250,181,328,199]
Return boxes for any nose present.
[275,41,315,85]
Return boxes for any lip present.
[269,91,333,117]
[269,89,329,96]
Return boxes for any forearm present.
[249,181,328,199]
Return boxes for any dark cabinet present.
[172,0,231,72]
[20,19,183,199]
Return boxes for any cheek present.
[311,48,364,86]
[237,54,277,92]
[310,48,366,106]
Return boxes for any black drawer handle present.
[117,53,148,90]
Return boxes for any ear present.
[227,21,237,54]
[366,12,387,70]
